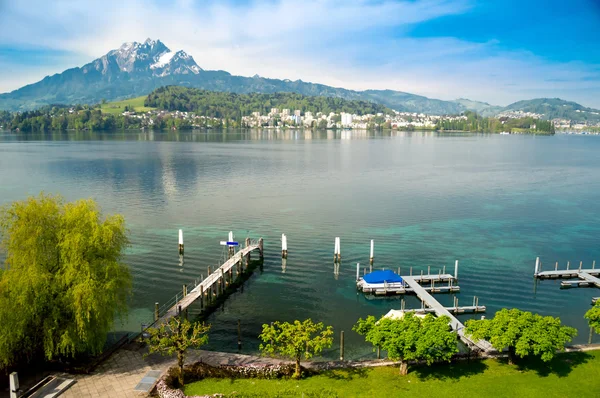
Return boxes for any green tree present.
[0,193,131,368]
[354,313,458,375]
[465,308,576,364]
[146,317,210,387]
[259,319,333,379]
[585,303,600,333]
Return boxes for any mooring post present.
[340,331,345,361]
[221,269,225,292]
[473,296,476,307]
[370,240,374,265]
[258,237,264,259]
[183,284,187,298]
[281,233,288,258]
[428,265,430,275]
[178,229,184,256]
[555,261,558,271]
[356,263,360,281]
[397,267,400,275]
[154,302,159,322]
[410,267,413,276]
[443,265,446,275]
[208,266,211,275]
[594,260,596,270]
[244,237,251,268]
[200,286,204,309]
[454,260,459,280]
[476,296,479,307]
[238,319,242,350]
[579,261,583,272]
[567,261,570,270]
[9,372,18,398]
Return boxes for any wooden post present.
[245,237,251,267]
[340,330,345,361]
[154,302,159,322]
[221,269,225,292]
[258,238,264,259]
[369,240,374,265]
[238,319,242,350]
[178,229,184,255]
[183,284,187,298]
[200,286,204,308]
[208,266,211,275]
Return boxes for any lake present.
[1,129,599,359]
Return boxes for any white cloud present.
[0,0,599,108]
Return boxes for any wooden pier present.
[157,238,263,324]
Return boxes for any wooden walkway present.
[402,276,493,352]
[158,240,262,323]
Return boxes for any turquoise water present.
[0,130,599,359]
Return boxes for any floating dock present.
[534,257,600,304]
[357,263,460,296]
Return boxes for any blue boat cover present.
[363,270,403,284]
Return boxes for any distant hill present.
[1,39,599,122]
[452,98,503,116]
[502,98,600,123]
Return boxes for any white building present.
[341,113,353,127]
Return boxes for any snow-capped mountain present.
[82,39,202,77]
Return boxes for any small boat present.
[499,131,510,135]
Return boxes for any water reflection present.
[0,128,483,143]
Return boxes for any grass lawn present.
[100,96,155,114]
[184,351,600,397]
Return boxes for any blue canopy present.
[363,270,403,284]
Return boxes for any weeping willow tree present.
[0,193,131,368]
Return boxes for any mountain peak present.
[82,39,200,77]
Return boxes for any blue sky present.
[1,0,599,107]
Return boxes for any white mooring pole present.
[356,262,360,281]
[178,229,184,255]
[534,257,540,276]
[454,260,459,280]
[370,240,374,265]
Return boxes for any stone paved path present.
[58,343,291,398]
